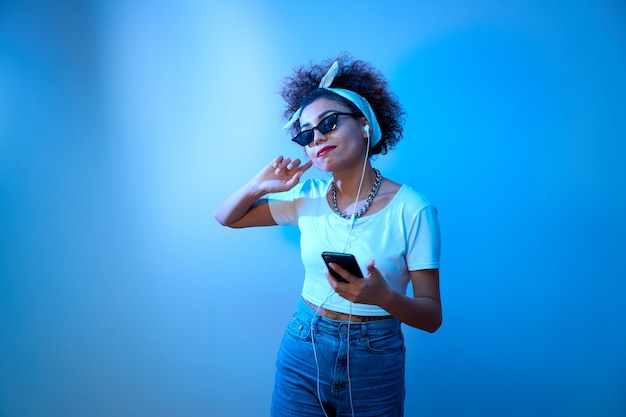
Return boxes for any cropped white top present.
[268,178,440,316]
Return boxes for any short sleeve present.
[406,204,441,270]
[266,185,301,226]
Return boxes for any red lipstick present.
[317,146,336,157]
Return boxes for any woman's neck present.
[332,163,376,202]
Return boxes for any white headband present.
[283,61,382,149]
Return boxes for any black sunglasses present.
[291,112,361,146]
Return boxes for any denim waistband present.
[297,297,401,333]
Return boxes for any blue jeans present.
[271,298,405,417]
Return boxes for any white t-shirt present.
[268,178,440,316]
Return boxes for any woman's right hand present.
[214,155,312,227]
[254,155,313,194]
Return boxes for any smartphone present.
[321,251,363,283]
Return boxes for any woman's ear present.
[363,123,371,142]
[360,118,370,140]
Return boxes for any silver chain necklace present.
[330,168,382,220]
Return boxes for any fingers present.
[272,156,311,176]
[328,262,352,284]
[366,260,381,279]
[284,170,304,187]
[300,159,314,172]
[271,155,284,168]
[272,156,291,175]
[325,268,339,289]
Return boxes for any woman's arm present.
[214,155,312,228]
[379,269,442,332]
[327,263,442,333]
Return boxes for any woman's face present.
[298,97,367,173]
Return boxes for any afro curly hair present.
[280,53,406,156]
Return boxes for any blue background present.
[1,1,625,416]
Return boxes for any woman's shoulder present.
[300,177,331,195]
[365,178,430,218]
[387,181,434,212]
[270,177,330,201]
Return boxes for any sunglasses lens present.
[318,114,339,134]
[292,131,313,146]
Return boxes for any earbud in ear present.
[364,125,370,133]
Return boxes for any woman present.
[214,54,441,417]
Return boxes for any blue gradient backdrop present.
[1,1,625,416]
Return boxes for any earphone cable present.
[311,126,372,417]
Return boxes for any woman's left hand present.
[325,260,394,307]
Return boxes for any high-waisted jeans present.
[271,298,405,417]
